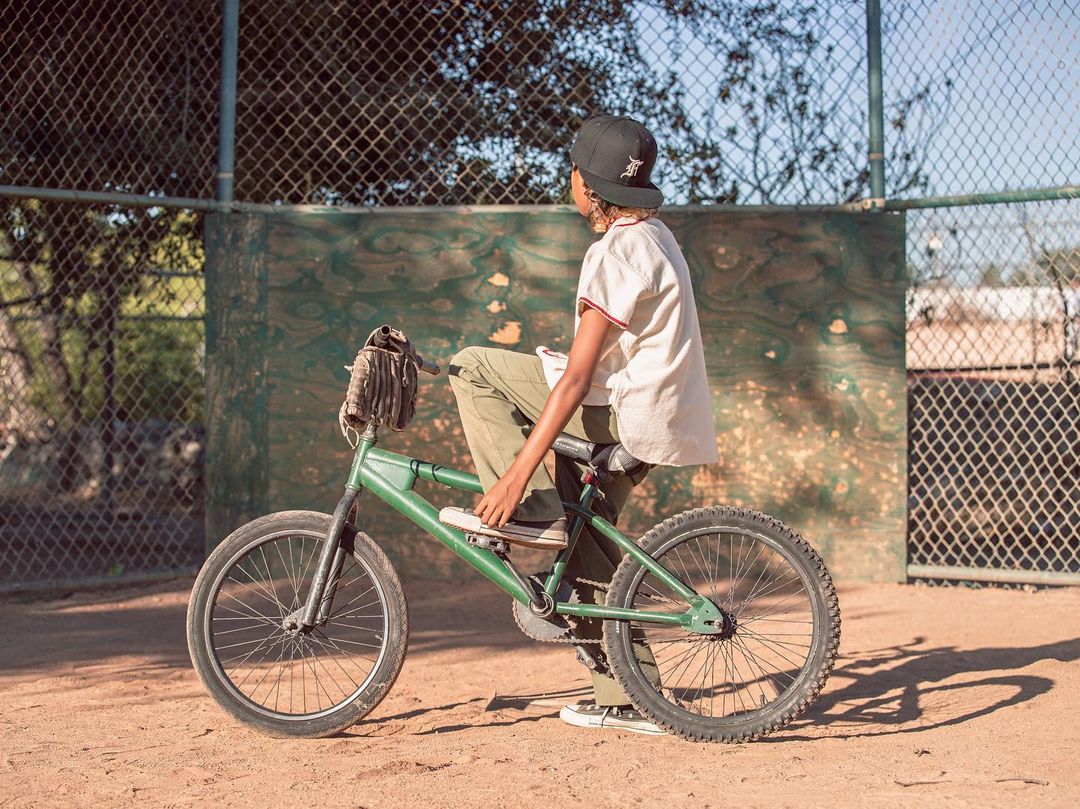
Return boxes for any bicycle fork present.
[284,487,358,633]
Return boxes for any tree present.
[1,0,937,471]
[223,1,932,205]
[2,2,213,492]
[0,202,202,491]
[3,2,934,207]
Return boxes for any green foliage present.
[3,1,931,206]
[0,203,205,431]
[115,318,204,423]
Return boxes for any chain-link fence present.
[2,1,213,590]
[1,1,221,198]
[1,0,1077,588]
[1,200,205,589]
[905,200,1080,584]
[883,0,1079,584]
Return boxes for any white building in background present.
[907,286,1080,375]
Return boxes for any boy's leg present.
[556,456,659,706]
[449,345,656,704]
[448,346,618,521]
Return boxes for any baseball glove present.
[339,325,419,440]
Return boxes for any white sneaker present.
[438,506,568,550]
[559,702,665,736]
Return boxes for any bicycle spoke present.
[215,593,275,622]
[729,539,767,607]
[228,566,286,617]
[329,587,377,619]
[213,623,273,637]
[226,629,285,677]
[249,639,289,706]
[739,629,807,671]
[738,589,812,624]
[733,636,772,709]
[309,630,372,687]
[298,641,334,710]
[738,562,800,608]
[304,640,351,701]
[733,634,795,695]
[621,523,825,727]
[316,634,382,650]
[207,530,390,720]
[331,601,381,621]
[690,536,723,605]
[727,641,754,715]
[739,627,812,651]
[275,539,300,607]
[734,546,776,610]
[211,615,274,622]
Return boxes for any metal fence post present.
[216,0,240,203]
[865,0,886,209]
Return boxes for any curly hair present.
[581,181,659,233]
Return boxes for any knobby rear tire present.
[186,511,408,738]
[604,506,840,742]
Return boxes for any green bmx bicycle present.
[186,348,840,742]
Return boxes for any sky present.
[633,0,1078,282]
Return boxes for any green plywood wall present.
[205,207,907,581]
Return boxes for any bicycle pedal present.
[465,533,510,554]
[575,644,607,672]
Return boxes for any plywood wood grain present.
[207,208,906,580]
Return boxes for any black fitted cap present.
[570,115,663,208]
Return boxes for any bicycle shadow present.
[773,636,1079,740]
[345,686,592,737]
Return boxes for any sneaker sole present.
[438,507,568,550]
[558,705,666,736]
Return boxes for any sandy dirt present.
[1,577,1078,808]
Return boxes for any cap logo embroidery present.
[620,156,644,179]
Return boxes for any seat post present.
[577,478,600,508]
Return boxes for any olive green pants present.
[448,346,658,706]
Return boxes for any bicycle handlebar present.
[417,355,440,375]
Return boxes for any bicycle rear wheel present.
[186,510,408,738]
[605,506,839,742]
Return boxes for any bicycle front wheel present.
[186,510,408,738]
[605,506,840,742]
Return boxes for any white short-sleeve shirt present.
[537,216,719,467]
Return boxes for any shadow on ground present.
[775,635,1080,740]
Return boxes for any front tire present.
[604,506,840,742]
[186,510,408,738]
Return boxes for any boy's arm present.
[474,307,612,528]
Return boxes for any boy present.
[441,115,717,734]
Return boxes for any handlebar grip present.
[417,355,440,376]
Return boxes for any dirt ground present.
[1,577,1078,808]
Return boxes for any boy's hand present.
[474,308,613,530]
[475,471,528,528]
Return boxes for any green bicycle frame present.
[335,431,726,633]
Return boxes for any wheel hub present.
[714,611,736,640]
[686,598,735,636]
[282,607,307,635]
